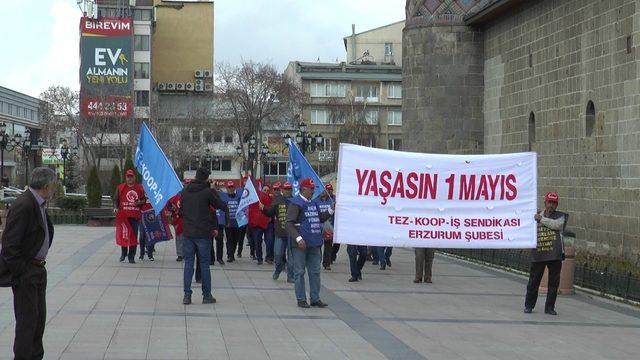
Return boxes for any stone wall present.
[403,25,485,154]
[482,0,640,258]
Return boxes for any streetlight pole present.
[0,122,23,186]
[285,119,324,156]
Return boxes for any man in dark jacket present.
[0,167,57,360]
[285,178,333,308]
[524,192,567,316]
[180,167,226,305]
[260,181,294,281]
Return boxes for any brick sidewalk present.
[1,226,638,359]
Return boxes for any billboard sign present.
[79,16,133,118]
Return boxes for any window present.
[212,159,232,172]
[387,83,402,99]
[134,62,149,79]
[264,161,289,176]
[364,110,379,125]
[133,9,152,21]
[358,138,375,147]
[311,109,330,124]
[355,84,379,101]
[528,112,535,151]
[388,138,402,151]
[322,137,336,151]
[586,101,595,137]
[203,129,212,143]
[223,129,234,143]
[388,110,402,126]
[385,43,393,56]
[310,82,346,98]
[181,129,191,142]
[134,35,150,51]
[213,131,222,143]
[135,91,149,106]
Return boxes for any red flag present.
[115,212,139,247]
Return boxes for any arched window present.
[586,101,595,137]
[528,112,535,151]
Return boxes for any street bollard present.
[540,246,576,295]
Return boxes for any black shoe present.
[176,256,183,262]
[266,260,274,265]
[273,271,281,280]
[287,278,295,284]
[324,266,331,270]
[251,255,256,260]
[386,259,391,267]
[210,261,215,265]
[380,265,386,270]
[348,277,358,282]
[149,256,154,262]
[545,309,558,316]
[203,294,217,304]
[183,294,192,305]
[524,308,533,314]
[218,259,225,266]
[257,261,263,265]
[227,257,235,263]
[297,301,310,308]
[237,253,242,258]
[358,274,363,280]
[372,261,379,266]
[119,256,125,262]
[310,300,328,308]
[128,259,136,264]
[139,256,144,260]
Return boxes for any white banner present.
[334,144,537,248]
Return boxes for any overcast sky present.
[0,0,404,99]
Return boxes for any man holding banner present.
[113,170,145,263]
[285,178,333,308]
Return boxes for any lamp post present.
[0,121,22,185]
[283,119,324,156]
[19,128,45,186]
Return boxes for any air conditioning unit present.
[157,83,166,91]
[205,84,213,92]
[195,70,204,78]
[195,84,204,92]
[185,83,194,91]
[166,82,176,91]
[203,69,213,78]
[176,83,185,91]
[195,79,204,87]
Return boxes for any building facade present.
[403,0,640,258]
[285,61,403,177]
[344,21,404,66]
[0,86,44,187]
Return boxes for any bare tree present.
[216,61,304,175]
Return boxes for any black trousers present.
[237,226,247,256]
[120,246,136,260]
[12,265,47,360]
[525,260,562,311]
[331,243,340,263]
[322,240,333,268]
[347,245,367,278]
[211,225,225,262]
[225,227,242,259]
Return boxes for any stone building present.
[403,0,640,258]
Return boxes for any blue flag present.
[141,209,172,246]
[134,123,183,214]
[236,176,259,227]
[287,138,325,199]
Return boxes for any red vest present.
[117,183,144,219]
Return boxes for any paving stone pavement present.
[1,226,639,359]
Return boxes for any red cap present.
[273,182,282,190]
[125,169,135,177]
[299,178,315,189]
[545,192,559,203]
[282,182,292,190]
[226,180,235,188]
[324,183,333,190]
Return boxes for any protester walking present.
[286,178,333,308]
[260,182,294,282]
[524,192,567,316]
[180,167,226,305]
[0,167,57,360]
[315,185,334,270]
[248,182,272,265]
[221,181,242,263]
[263,185,276,264]
[376,246,393,270]
[347,244,367,282]
[138,197,155,261]
[414,248,435,283]
[214,187,227,266]
[113,169,145,263]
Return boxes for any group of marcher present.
[0,163,569,359]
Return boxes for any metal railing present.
[442,248,640,303]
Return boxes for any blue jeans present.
[377,247,393,266]
[251,227,266,262]
[292,245,322,303]
[347,245,367,278]
[183,237,212,296]
[274,236,293,279]
[265,222,275,261]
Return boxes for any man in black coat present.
[0,167,57,360]
[180,167,227,305]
